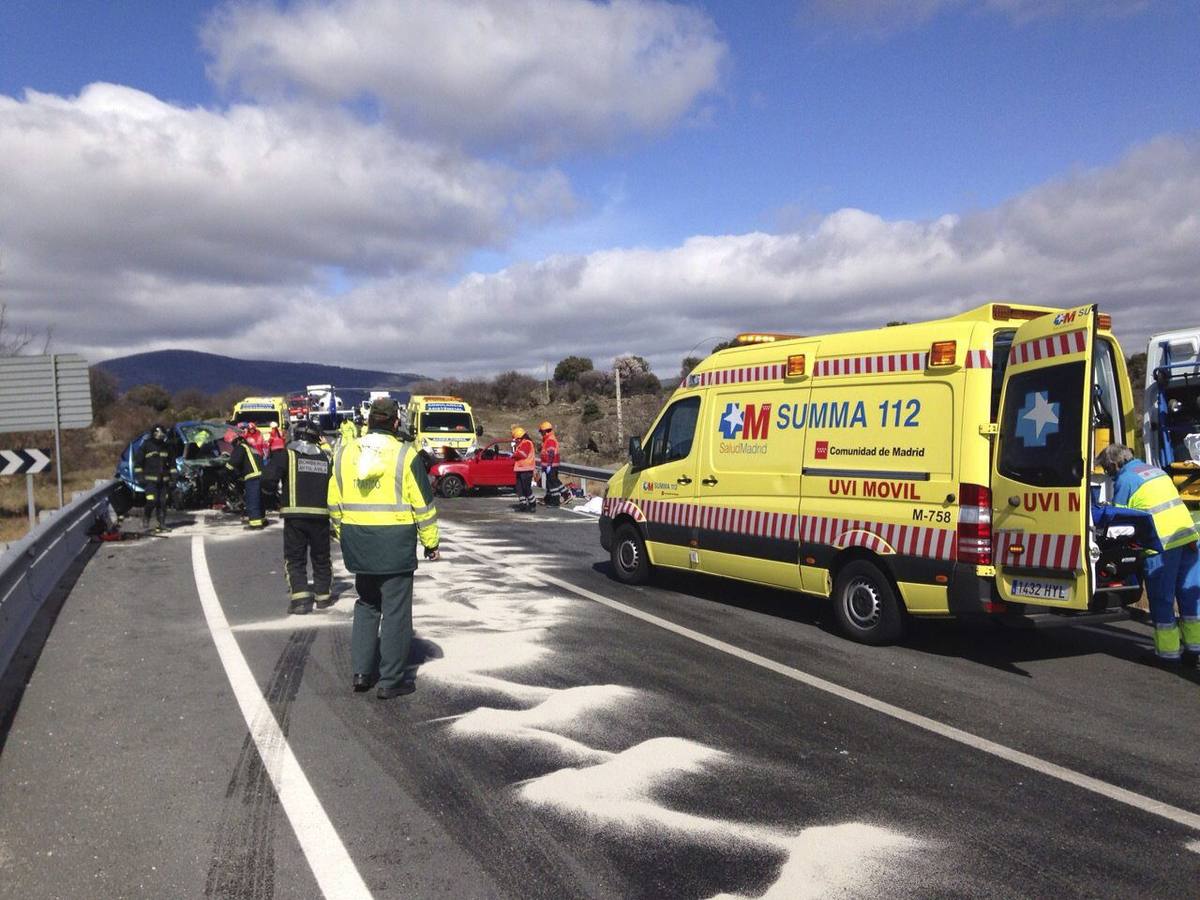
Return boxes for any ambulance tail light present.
[929,340,957,367]
[956,483,992,565]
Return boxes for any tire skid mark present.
[204,629,317,899]
[409,523,924,899]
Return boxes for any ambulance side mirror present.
[629,437,646,470]
[475,425,484,437]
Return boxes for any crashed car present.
[428,439,516,498]
[112,421,228,515]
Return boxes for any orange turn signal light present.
[929,340,957,367]
[787,354,806,377]
[1097,313,1112,330]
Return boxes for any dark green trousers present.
[351,572,413,690]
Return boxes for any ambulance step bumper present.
[987,608,1129,630]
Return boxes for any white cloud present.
[801,0,1150,37]
[3,80,1195,380]
[221,135,1194,377]
[201,0,728,156]
[0,82,572,351]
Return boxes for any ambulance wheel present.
[439,474,465,498]
[833,560,904,645]
[611,523,650,584]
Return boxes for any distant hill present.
[97,350,426,396]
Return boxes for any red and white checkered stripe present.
[993,530,1081,570]
[691,363,786,387]
[604,498,953,561]
[964,349,992,368]
[1009,328,1087,367]
[815,352,928,377]
[799,515,955,561]
[602,497,646,522]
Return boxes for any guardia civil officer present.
[267,420,333,615]
[134,424,173,534]
[1097,444,1200,664]
[225,429,266,529]
[329,397,440,699]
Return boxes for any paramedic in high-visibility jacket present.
[329,397,440,699]
[1096,444,1200,664]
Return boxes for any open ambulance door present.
[990,307,1097,610]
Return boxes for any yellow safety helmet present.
[538,421,553,433]
[511,425,526,439]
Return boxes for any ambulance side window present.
[991,331,1016,421]
[646,397,701,468]
[1092,339,1124,439]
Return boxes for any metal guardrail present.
[0,479,116,679]
[558,462,617,496]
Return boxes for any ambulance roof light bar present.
[734,332,804,345]
[991,304,1046,322]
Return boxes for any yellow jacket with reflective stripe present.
[328,430,438,573]
[1121,462,1199,551]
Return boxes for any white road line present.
[445,537,1200,834]
[191,536,373,900]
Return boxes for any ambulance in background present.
[230,396,287,430]
[405,395,483,462]
[1142,327,1200,523]
[600,303,1142,644]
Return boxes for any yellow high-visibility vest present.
[328,432,438,573]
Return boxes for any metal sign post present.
[27,474,35,528]
[51,355,64,507]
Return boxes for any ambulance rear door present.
[990,306,1096,610]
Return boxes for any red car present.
[429,439,515,498]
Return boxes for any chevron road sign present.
[0,448,52,476]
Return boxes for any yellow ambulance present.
[600,303,1141,643]
[230,396,288,430]
[404,395,483,460]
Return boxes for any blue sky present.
[1,1,1197,374]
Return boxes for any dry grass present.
[0,464,113,544]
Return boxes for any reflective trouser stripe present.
[290,591,314,600]
[1181,617,1200,652]
[282,506,329,516]
[1154,624,1182,659]
[314,594,331,601]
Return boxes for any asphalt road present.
[1,492,1198,898]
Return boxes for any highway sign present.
[0,354,93,434]
[0,448,51,476]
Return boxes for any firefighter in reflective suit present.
[226,429,266,529]
[134,424,172,534]
[1098,444,1200,664]
[329,398,440,699]
[268,421,333,615]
